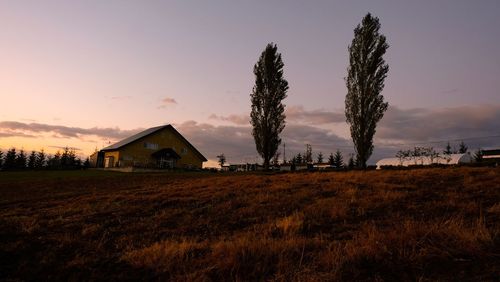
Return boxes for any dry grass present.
[1,167,500,281]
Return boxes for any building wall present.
[113,127,204,168]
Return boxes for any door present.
[104,156,114,168]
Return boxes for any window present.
[143,142,158,150]
[181,148,188,155]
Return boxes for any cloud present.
[202,103,500,163]
[208,105,345,126]
[0,121,142,140]
[0,130,37,138]
[158,97,177,109]
[2,104,498,164]
[110,95,132,100]
[378,104,500,146]
[208,113,249,125]
[286,105,345,124]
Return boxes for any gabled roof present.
[101,124,207,161]
[102,125,165,151]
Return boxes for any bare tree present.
[216,154,226,168]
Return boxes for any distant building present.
[91,124,207,169]
[376,153,473,169]
[228,163,262,172]
[314,163,332,170]
[482,149,500,164]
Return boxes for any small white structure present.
[376,153,473,169]
[314,163,332,170]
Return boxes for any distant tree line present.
[288,146,348,169]
[0,147,90,171]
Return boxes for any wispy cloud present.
[286,105,345,124]
[208,113,249,125]
[0,121,142,140]
[0,130,37,138]
[110,95,133,100]
[158,97,178,109]
[208,105,345,126]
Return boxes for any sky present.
[1,0,499,166]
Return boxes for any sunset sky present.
[1,0,499,166]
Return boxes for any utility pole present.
[306,144,312,163]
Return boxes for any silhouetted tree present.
[250,43,289,170]
[35,150,46,169]
[443,142,452,155]
[411,147,424,165]
[345,13,389,169]
[61,147,77,169]
[290,156,296,171]
[427,147,440,164]
[328,153,335,166]
[3,148,17,170]
[76,158,82,168]
[442,142,453,164]
[83,157,91,169]
[296,153,303,164]
[474,149,483,162]
[317,152,324,164]
[28,151,37,169]
[333,150,344,168]
[459,141,468,154]
[15,149,27,169]
[347,154,356,169]
[395,149,410,166]
[48,151,62,169]
[216,154,226,168]
[0,150,3,169]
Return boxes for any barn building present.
[376,153,473,169]
[91,124,207,169]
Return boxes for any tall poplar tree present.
[250,43,289,170]
[345,13,389,168]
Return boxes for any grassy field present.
[1,168,499,281]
